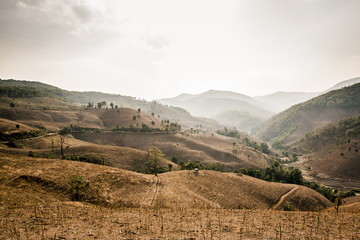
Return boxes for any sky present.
[1,0,360,100]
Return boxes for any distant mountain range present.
[158,89,274,132]
[158,77,360,132]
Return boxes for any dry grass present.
[0,108,163,131]
[0,153,357,239]
[0,153,331,211]
[0,197,359,240]
[72,131,270,171]
[0,118,35,133]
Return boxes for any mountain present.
[254,92,318,113]
[255,77,360,113]
[0,79,220,129]
[158,90,274,132]
[254,83,360,145]
[324,77,360,92]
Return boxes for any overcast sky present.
[1,0,360,100]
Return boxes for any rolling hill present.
[291,115,360,189]
[0,79,220,130]
[0,153,331,210]
[255,83,360,145]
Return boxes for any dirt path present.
[272,186,299,210]
[149,176,160,207]
[342,202,360,208]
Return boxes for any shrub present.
[68,176,90,201]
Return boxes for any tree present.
[260,142,270,154]
[334,198,342,215]
[60,136,65,159]
[146,148,165,176]
[133,116,137,121]
[97,101,106,109]
[16,124,20,129]
[110,102,114,109]
[9,102,15,108]
[87,102,94,109]
[68,176,90,201]
[138,108,141,113]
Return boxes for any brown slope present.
[0,118,35,132]
[0,134,177,172]
[292,115,360,188]
[0,153,331,211]
[71,131,270,171]
[0,108,163,130]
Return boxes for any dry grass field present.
[0,152,357,239]
[72,131,269,171]
[0,193,359,239]
[0,108,163,131]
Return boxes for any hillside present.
[324,76,360,92]
[255,83,360,145]
[0,153,331,210]
[0,79,219,129]
[71,131,270,171]
[255,91,318,113]
[254,77,360,113]
[0,108,165,131]
[292,115,360,188]
[158,89,274,131]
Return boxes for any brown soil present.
[0,153,331,211]
[71,131,270,171]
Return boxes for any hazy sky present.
[1,0,360,100]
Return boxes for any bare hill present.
[0,108,163,130]
[0,79,219,129]
[0,153,331,211]
[71,131,270,171]
[292,115,360,188]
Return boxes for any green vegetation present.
[239,160,355,202]
[112,125,163,133]
[68,176,90,201]
[334,198,342,215]
[0,129,48,141]
[242,137,270,154]
[0,86,54,98]
[60,125,100,134]
[64,155,106,165]
[179,160,224,172]
[239,161,303,185]
[255,83,360,143]
[216,128,241,138]
[145,148,165,176]
[216,129,270,154]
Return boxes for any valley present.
[0,78,359,239]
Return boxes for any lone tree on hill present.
[68,176,90,201]
[146,147,164,176]
[334,197,342,215]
